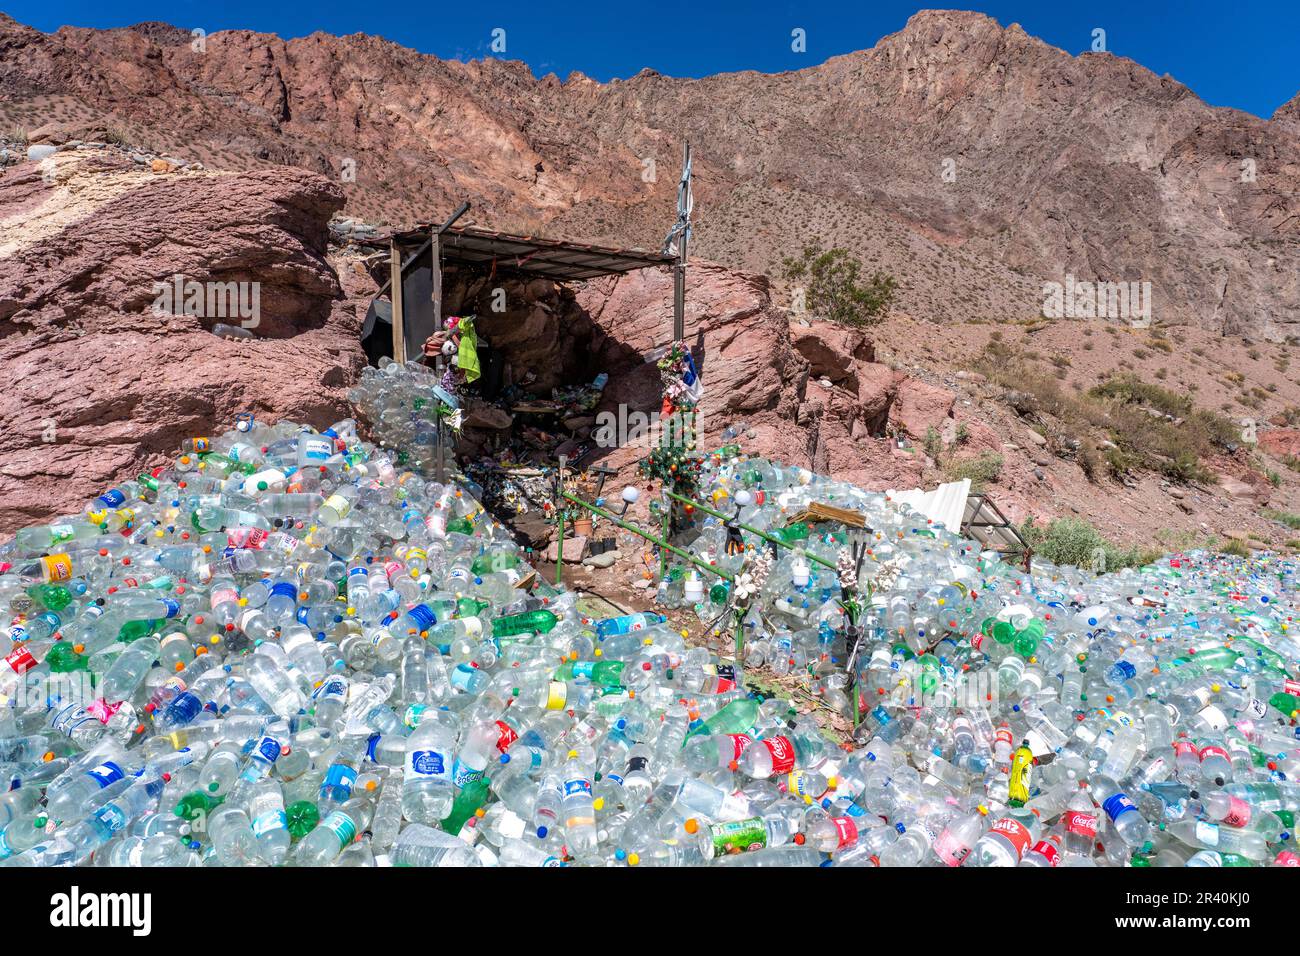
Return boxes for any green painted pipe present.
[659,500,669,582]
[560,491,734,582]
[662,490,840,571]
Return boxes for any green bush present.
[945,452,1003,490]
[1019,516,1159,572]
[782,245,897,328]
[923,426,944,462]
[1264,509,1300,530]
[1219,538,1251,558]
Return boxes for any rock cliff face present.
[1,9,1295,336]
[0,149,367,532]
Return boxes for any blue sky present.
[9,1,1299,117]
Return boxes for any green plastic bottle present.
[1268,693,1299,717]
[1172,646,1240,671]
[118,619,158,643]
[28,584,73,612]
[685,697,759,741]
[441,776,491,835]
[553,660,625,688]
[772,523,810,545]
[457,596,491,617]
[1013,619,1045,658]
[446,516,475,536]
[174,790,223,822]
[491,609,558,637]
[286,800,320,840]
[471,551,519,575]
[46,641,89,673]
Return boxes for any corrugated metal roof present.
[887,479,971,534]
[369,224,675,282]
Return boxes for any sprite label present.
[708,817,768,857]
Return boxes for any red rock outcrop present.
[1260,428,1300,460]
[0,150,366,532]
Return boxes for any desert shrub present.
[1019,516,1159,572]
[1219,538,1251,558]
[1265,509,1300,530]
[923,426,944,462]
[944,452,1003,489]
[782,245,897,328]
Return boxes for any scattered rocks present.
[463,402,514,431]
[546,535,588,563]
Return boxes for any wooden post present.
[389,239,406,363]
[431,226,443,335]
[431,227,446,482]
[554,455,567,586]
[672,141,690,342]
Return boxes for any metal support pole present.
[431,228,446,484]
[672,142,690,343]
[560,492,732,581]
[554,457,566,586]
[661,490,840,571]
[659,494,669,581]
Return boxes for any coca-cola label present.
[495,721,519,753]
[1031,839,1061,867]
[1221,796,1253,828]
[763,736,797,774]
[831,816,858,849]
[1064,810,1099,837]
[5,645,37,674]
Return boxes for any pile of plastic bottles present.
[0,376,1298,867]
[347,361,452,476]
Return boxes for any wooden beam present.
[431,226,446,482]
[431,227,443,338]
[389,239,406,363]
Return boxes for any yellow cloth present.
[456,315,481,383]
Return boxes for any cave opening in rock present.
[356,225,679,556]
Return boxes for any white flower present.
[837,548,858,590]
[734,572,758,601]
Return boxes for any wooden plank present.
[389,239,406,363]
[788,501,867,528]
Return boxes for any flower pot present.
[573,517,593,537]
